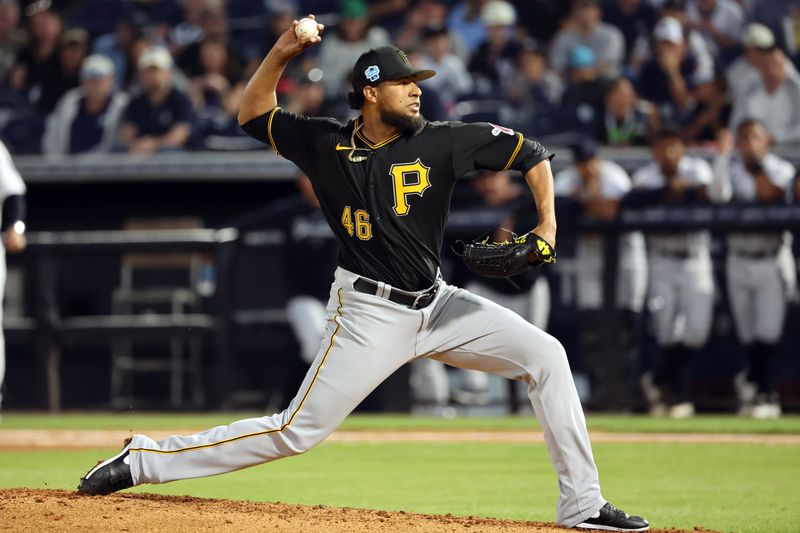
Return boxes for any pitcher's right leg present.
[126,277,420,486]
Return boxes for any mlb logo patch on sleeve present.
[489,123,514,136]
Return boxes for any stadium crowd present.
[0,0,798,419]
[0,0,798,153]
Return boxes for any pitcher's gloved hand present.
[455,231,556,279]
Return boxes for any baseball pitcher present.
[78,16,648,531]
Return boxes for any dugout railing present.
[3,149,800,411]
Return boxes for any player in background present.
[230,173,338,372]
[555,139,647,411]
[78,15,649,531]
[627,130,714,419]
[229,173,338,410]
[411,169,551,412]
[461,170,551,409]
[709,120,796,419]
[0,139,26,418]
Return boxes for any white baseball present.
[295,18,319,40]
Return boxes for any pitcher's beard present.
[380,108,424,135]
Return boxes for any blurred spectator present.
[394,0,455,57]
[190,34,257,150]
[447,0,488,55]
[751,0,798,53]
[709,120,796,419]
[37,28,88,113]
[598,77,657,146]
[168,0,215,57]
[119,47,193,154]
[0,0,25,87]
[726,23,779,103]
[134,0,184,45]
[223,0,268,60]
[417,24,472,109]
[260,3,304,97]
[468,0,520,90]
[188,37,243,114]
[685,0,744,60]
[628,1,714,82]
[505,41,562,120]
[729,46,800,144]
[554,138,647,410]
[364,0,413,34]
[262,1,296,51]
[9,0,61,102]
[42,54,128,155]
[627,129,714,419]
[285,80,326,116]
[0,138,26,417]
[317,0,390,96]
[637,16,697,127]
[177,7,241,77]
[603,0,658,66]
[561,44,606,122]
[92,10,151,91]
[548,0,625,79]
[682,73,730,144]
[510,0,571,45]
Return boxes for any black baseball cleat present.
[575,502,649,531]
[78,440,134,495]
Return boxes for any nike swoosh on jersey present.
[335,143,355,151]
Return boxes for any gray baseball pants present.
[127,267,605,526]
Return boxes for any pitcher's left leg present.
[416,284,605,527]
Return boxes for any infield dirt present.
[0,488,717,532]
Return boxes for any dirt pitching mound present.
[0,488,716,533]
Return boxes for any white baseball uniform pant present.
[647,252,714,348]
[726,255,787,345]
[575,233,648,312]
[0,247,5,409]
[286,295,328,365]
[127,267,605,526]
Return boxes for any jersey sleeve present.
[554,168,578,197]
[766,155,797,192]
[241,107,340,170]
[691,157,713,186]
[631,165,655,189]
[449,122,553,179]
[602,162,632,199]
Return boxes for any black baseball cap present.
[571,138,598,162]
[351,46,436,92]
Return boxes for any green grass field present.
[1,413,799,532]
[3,411,800,433]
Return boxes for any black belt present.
[654,249,691,259]
[353,277,439,309]
[731,250,778,259]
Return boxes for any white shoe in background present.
[669,402,695,419]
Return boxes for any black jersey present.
[243,108,552,291]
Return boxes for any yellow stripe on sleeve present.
[502,132,524,172]
[267,106,281,156]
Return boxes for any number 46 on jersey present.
[341,206,372,240]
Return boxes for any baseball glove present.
[455,231,556,279]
